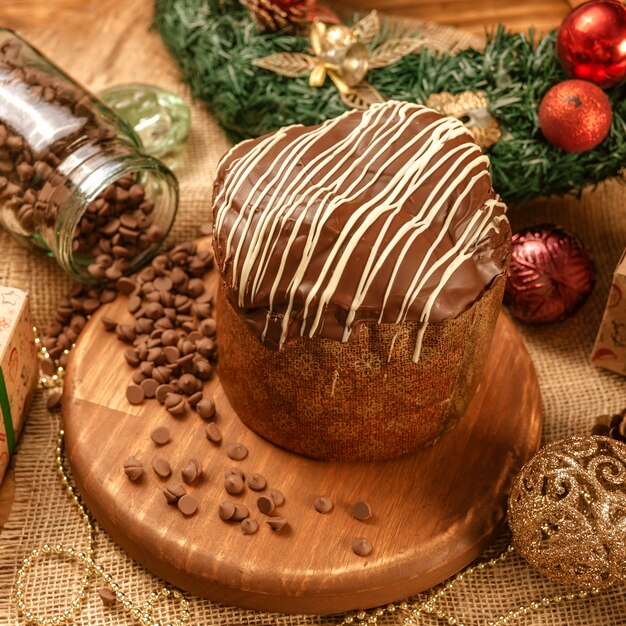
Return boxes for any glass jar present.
[0,29,178,282]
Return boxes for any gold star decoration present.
[253,11,424,109]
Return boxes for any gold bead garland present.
[337,546,600,626]
[14,325,606,625]
[14,427,192,626]
[34,329,67,389]
[14,327,192,626]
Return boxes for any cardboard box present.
[0,286,38,482]
[591,250,626,377]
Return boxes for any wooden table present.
[2,0,574,35]
[0,0,574,527]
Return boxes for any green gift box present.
[0,286,38,483]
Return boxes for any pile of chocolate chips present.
[0,37,159,273]
[41,282,119,412]
[40,223,377,557]
[102,241,216,419]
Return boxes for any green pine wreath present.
[154,0,626,204]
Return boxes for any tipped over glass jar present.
[0,29,178,282]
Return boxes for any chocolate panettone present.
[213,100,511,461]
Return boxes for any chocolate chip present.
[266,516,288,533]
[155,384,173,404]
[222,470,243,484]
[352,501,372,521]
[163,345,180,363]
[257,495,275,515]
[196,397,215,420]
[161,329,178,346]
[40,358,55,376]
[116,323,136,342]
[125,384,145,405]
[124,348,140,366]
[178,494,198,516]
[352,538,373,557]
[46,390,62,411]
[247,473,267,492]
[219,501,236,521]
[187,278,205,297]
[314,496,333,514]
[268,489,285,507]
[241,518,259,535]
[152,458,171,478]
[144,302,164,320]
[127,294,142,313]
[99,586,117,606]
[232,503,249,521]
[179,373,198,394]
[116,276,136,294]
[592,424,611,436]
[195,360,212,381]
[154,276,173,292]
[225,474,245,495]
[164,392,186,416]
[83,298,100,314]
[140,378,159,399]
[227,442,248,461]
[163,481,186,504]
[199,318,216,337]
[187,391,203,407]
[123,456,144,481]
[150,427,171,446]
[181,458,202,484]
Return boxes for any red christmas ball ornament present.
[538,80,612,152]
[556,0,626,88]
[504,224,595,324]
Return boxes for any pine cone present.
[243,0,310,31]
[592,408,626,442]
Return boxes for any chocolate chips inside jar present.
[0,30,178,282]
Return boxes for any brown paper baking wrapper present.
[217,276,506,461]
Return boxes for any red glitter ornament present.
[243,0,338,32]
[556,0,626,88]
[538,80,612,152]
[504,224,595,324]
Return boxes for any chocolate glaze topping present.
[213,101,511,360]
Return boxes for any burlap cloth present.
[0,6,625,625]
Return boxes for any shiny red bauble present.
[504,224,595,324]
[556,0,626,88]
[538,80,612,152]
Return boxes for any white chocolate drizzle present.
[214,101,508,362]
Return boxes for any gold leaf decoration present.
[426,90,502,149]
[252,52,315,77]
[253,11,421,107]
[352,10,380,45]
[340,81,385,110]
[368,38,423,69]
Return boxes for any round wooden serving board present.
[62,242,542,615]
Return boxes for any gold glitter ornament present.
[509,435,626,590]
[425,91,501,149]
